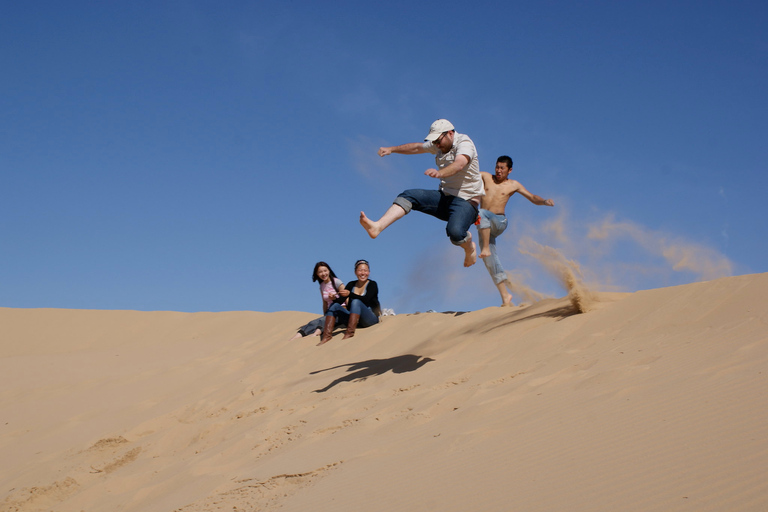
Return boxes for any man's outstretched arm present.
[378,143,429,157]
[511,180,555,206]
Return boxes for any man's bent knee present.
[393,196,412,214]
[447,229,471,246]
[447,218,474,245]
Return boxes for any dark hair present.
[312,261,338,283]
[496,155,513,168]
[354,259,370,270]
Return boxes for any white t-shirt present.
[423,132,484,201]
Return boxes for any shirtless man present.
[360,119,483,267]
[478,155,554,306]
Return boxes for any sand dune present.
[1,274,767,511]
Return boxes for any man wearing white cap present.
[360,119,484,267]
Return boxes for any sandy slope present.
[1,274,767,512]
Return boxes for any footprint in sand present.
[1,476,80,511]
[432,377,470,390]
[83,436,143,475]
[313,418,360,435]
[477,371,529,388]
[87,436,130,451]
[90,447,143,474]
[235,406,269,419]
[392,384,421,395]
[173,463,342,512]
[251,423,308,459]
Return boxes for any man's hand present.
[543,199,554,206]
[424,168,441,178]
[378,147,392,157]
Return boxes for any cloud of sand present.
[517,237,594,313]
[389,205,733,314]
[586,216,733,281]
[508,208,733,311]
[500,270,549,305]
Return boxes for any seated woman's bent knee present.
[348,299,364,314]
[326,303,347,315]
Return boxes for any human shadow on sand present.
[311,354,435,393]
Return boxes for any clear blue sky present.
[2,1,766,314]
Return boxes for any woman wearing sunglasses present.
[319,259,381,345]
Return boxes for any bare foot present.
[500,293,514,307]
[463,241,477,267]
[479,247,491,258]
[288,332,303,341]
[359,211,381,239]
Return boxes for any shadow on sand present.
[311,354,435,393]
[479,304,580,334]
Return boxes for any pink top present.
[320,278,344,309]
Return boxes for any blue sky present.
[2,0,766,315]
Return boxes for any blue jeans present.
[326,300,379,328]
[298,316,325,336]
[477,208,508,285]
[394,189,478,245]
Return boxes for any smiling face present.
[315,265,331,283]
[355,263,370,283]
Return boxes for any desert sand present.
[1,273,767,511]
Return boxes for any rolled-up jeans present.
[326,300,379,328]
[477,208,508,285]
[393,189,478,245]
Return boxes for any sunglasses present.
[354,259,369,269]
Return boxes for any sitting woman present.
[289,261,346,340]
[319,259,381,345]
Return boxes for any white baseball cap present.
[424,119,455,141]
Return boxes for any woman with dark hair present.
[312,261,347,314]
[288,261,347,340]
[318,259,381,345]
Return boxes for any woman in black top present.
[319,259,380,345]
